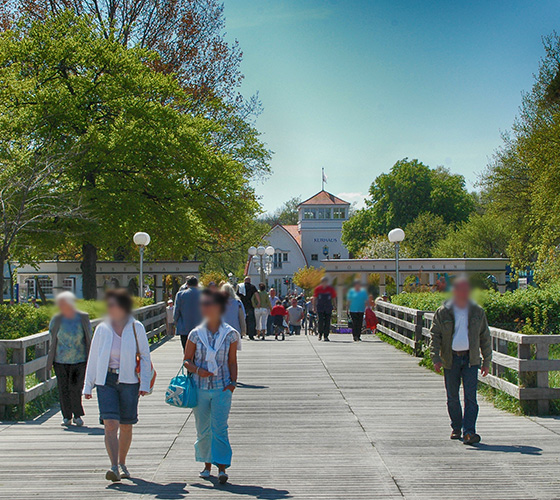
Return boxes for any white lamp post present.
[388,228,405,295]
[249,245,275,284]
[133,232,151,297]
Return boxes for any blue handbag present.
[165,366,198,408]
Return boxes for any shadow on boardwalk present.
[110,478,291,500]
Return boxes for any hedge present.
[0,297,154,340]
[392,283,560,335]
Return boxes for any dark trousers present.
[317,312,332,339]
[267,314,274,336]
[350,312,364,340]
[54,362,86,419]
[444,354,479,435]
[180,335,188,352]
[246,309,257,339]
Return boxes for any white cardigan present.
[83,317,152,394]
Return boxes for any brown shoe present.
[463,433,481,445]
[450,430,462,440]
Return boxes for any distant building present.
[3,260,200,302]
[246,190,350,295]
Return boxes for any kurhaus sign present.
[314,237,338,243]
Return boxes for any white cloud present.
[337,192,367,209]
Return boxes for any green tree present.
[261,197,302,226]
[0,13,265,298]
[343,158,474,255]
[481,33,560,272]
[357,235,409,259]
[404,213,448,258]
[433,213,509,258]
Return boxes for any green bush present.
[392,283,560,334]
[0,297,156,340]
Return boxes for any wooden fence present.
[375,301,560,414]
[0,302,168,419]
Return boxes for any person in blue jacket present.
[174,276,202,352]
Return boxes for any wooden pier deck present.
[1,334,559,500]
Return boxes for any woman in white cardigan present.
[83,289,151,482]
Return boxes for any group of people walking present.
[47,269,492,487]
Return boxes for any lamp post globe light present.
[133,232,151,298]
[249,244,275,284]
[388,228,405,295]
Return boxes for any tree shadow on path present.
[191,479,292,499]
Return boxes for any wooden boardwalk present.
[1,334,560,500]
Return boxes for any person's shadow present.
[109,478,187,499]
[62,425,104,435]
[466,443,542,455]
[192,479,291,499]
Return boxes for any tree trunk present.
[35,276,47,304]
[81,243,98,300]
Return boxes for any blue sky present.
[222,0,560,213]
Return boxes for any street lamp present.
[388,228,405,295]
[249,245,275,284]
[133,232,150,297]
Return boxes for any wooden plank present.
[376,324,416,348]
[479,373,520,398]
[375,311,416,331]
[519,386,560,400]
[491,351,520,371]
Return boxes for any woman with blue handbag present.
[183,288,238,484]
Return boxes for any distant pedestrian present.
[222,283,246,346]
[313,277,337,341]
[166,299,175,336]
[183,289,238,484]
[31,296,40,308]
[270,302,288,340]
[287,298,304,335]
[430,276,491,445]
[267,288,279,336]
[47,292,92,427]
[252,283,271,340]
[347,279,369,341]
[174,276,202,352]
[238,276,258,340]
[83,288,152,482]
[365,295,379,333]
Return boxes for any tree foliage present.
[0,12,265,297]
[261,196,301,226]
[433,213,509,259]
[342,158,474,255]
[293,266,325,294]
[481,32,560,272]
[357,235,409,260]
[403,213,448,258]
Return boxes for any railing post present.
[535,342,549,415]
[12,347,26,419]
[35,341,48,383]
[414,311,423,357]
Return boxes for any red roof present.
[298,190,350,206]
[282,225,301,245]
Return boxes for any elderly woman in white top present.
[183,288,238,484]
[83,289,151,482]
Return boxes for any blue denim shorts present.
[96,372,140,425]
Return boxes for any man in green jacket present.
[430,276,492,445]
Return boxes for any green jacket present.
[430,300,492,370]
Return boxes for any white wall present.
[299,219,349,266]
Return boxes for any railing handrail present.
[375,300,560,414]
[0,301,168,419]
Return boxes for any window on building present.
[333,208,346,219]
[283,253,288,262]
[303,209,316,219]
[24,279,35,296]
[317,208,331,219]
[311,254,318,261]
[273,252,282,269]
[62,278,76,292]
[38,278,54,296]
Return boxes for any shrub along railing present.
[0,302,168,419]
[375,301,560,414]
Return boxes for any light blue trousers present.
[193,388,233,468]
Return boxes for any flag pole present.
[322,167,324,191]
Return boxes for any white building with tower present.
[246,190,350,295]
